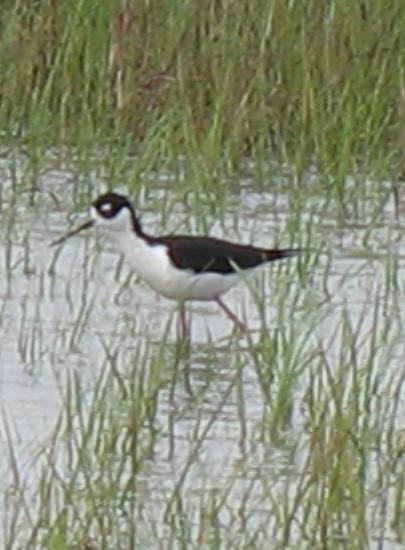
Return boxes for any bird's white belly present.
[117,234,240,301]
[164,269,240,301]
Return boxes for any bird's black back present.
[153,234,299,274]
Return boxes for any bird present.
[52,192,300,337]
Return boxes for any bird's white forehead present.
[90,206,98,220]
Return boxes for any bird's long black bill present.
[51,219,94,247]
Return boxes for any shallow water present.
[1,159,405,546]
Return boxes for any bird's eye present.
[100,202,113,215]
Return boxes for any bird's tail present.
[265,249,301,262]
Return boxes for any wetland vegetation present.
[1,1,405,548]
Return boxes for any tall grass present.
[0,0,404,181]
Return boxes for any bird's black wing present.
[157,235,299,274]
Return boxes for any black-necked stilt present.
[52,192,300,336]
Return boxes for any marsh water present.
[1,158,405,547]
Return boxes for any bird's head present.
[51,192,142,246]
